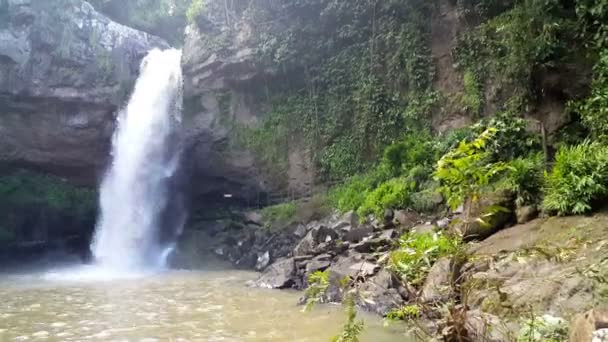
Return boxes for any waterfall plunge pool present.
[0,266,410,341]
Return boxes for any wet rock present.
[411,224,436,235]
[316,225,339,243]
[255,251,270,271]
[293,230,316,256]
[453,190,514,240]
[357,270,404,316]
[293,224,308,238]
[378,229,397,240]
[464,310,514,342]
[393,210,420,228]
[352,236,392,253]
[344,225,374,243]
[516,205,538,224]
[570,308,608,342]
[383,209,394,224]
[436,218,451,230]
[305,254,333,274]
[255,257,296,289]
[420,258,452,303]
[340,211,360,227]
[328,253,380,279]
[244,211,263,226]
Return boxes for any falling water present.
[91,49,184,270]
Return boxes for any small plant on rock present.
[303,270,330,312]
[389,231,458,286]
[518,314,568,342]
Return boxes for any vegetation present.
[331,296,364,342]
[389,232,458,286]
[543,141,608,215]
[517,315,569,342]
[260,202,297,229]
[303,270,330,312]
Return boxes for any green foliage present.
[455,0,579,112]
[385,304,421,322]
[332,295,364,342]
[434,128,509,210]
[389,232,458,286]
[357,178,415,218]
[499,153,544,206]
[260,202,297,228]
[0,170,95,215]
[543,141,608,215]
[303,270,330,312]
[473,112,541,160]
[329,175,375,214]
[517,315,568,342]
[462,70,483,115]
[186,0,205,24]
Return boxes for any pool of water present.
[0,266,410,341]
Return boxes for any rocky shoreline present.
[177,206,608,341]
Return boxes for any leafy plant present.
[543,141,608,215]
[260,202,297,228]
[499,153,544,206]
[518,314,568,342]
[389,232,458,286]
[303,270,330,312]
[385,304,421,322]
[357,178,415,218]
[434,128,509,210]
[332,295,364,342]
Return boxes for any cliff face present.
[0,0,167,183]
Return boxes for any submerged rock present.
[255,257,296,289]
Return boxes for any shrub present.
[435,128,509,210]
[543,141,608,215]
[303,270,330,312]
[499,153,544,206]
[186,0,206,24]
[518,315,568,342]
[473,112,541,160]
[260,202,297,228]
[357,178,415,218]
[389,232,458,286]
[329,175,375,213]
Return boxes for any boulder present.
[244,211,263,226]
[293,224,308,238]
[255,257,296,289]
[393,210,420,228]
[305,254,333,274]
[344,225,374,243]
[340,210,360,227]
[570,308,608,342]
[328,253,379,279]
[255,251,270,271]
[411,224,436,235]
[516,205,538,224]
[352,237,392,253]
[436,218,451,230]
[383,209,394,224]
[420,258,453,303]
[357,270,405,316]
[464,310,514,342]
[453,190,514,240]
[293,230,316,256]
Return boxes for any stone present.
[255,251,270,271]
[352,237,392,253]
[305,254,332,274]
[340,210,360,227]
[593,329,608,342]
[436,218,450,230]
[464,310,514,342]
[570,308,608,342]
[453,190,514,240]
[344,225,374,243]
[328,253,380,279]
[255,258,296,289]
[420,258,452,303]
[516,205,538,224]
[293,224,308,238]
[244,211,263,226]
[293,230,316,256]
[392,210,420,228]
[383,209,394,224]
[411,224,436,235]
[357,270,405,316]
[377,229,397,240]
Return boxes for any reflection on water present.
[0,267,409,341]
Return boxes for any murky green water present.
[0,266,409,341]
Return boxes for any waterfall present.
[91,48,184,270]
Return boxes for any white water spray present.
[91,48,184,271]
